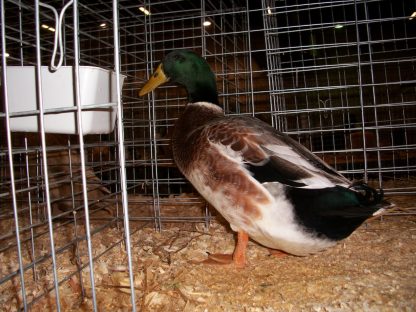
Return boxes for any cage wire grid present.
[0,0,416,310]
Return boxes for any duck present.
[139,49,390,268]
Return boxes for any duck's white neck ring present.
[189,101,224,113]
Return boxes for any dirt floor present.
[1,193,415,311]
[100,215,416,311]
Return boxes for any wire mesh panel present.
[262,0,416,192]
[1,0,135,310]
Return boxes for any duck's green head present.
[139,50,219,105]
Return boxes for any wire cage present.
[1,0,415,310]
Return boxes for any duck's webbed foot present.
[197,231,249,268]
[268,248,289,259]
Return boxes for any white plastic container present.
[6,66,125,134]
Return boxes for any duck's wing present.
[203,116,350,189]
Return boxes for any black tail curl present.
[348,181,384,206]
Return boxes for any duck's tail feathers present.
[348,181,394,215]
[348,182,383,206]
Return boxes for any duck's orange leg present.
[200,230,249,268]
[232,231,249,268]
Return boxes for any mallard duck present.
[139,50,390,268]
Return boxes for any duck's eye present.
[173,54,185,63]
[153,72,159,78]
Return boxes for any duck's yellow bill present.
[139,64,169,96]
